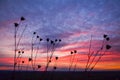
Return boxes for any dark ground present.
[0,70,120,80]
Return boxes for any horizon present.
[0,0,120,71]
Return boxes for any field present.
[0,71,120,80]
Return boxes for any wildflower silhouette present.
[69,50,77,71]
[45,38,61,71]
[85,34,112,72]
[13,16,27,72]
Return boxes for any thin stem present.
[34,40,41,70]
[85,35,92,71]
[69,52,73,71]
[87,38,105,71]
[69,52,76,71]
[45,44,55,71]
[14,26,17,72]
[16,25,28,49]
[90,50,106,71]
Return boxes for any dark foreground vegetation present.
[0,70,120,80]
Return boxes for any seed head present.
[103,34,107,38]
[53,66,57,70]
[29,58,32,61]
[21,16,25,21]
[51,40,54,44]
[49,60,51,63]
[46,38,49,42]
[33,32,36,35]
[14,23,19,27]
[18,51,21,54]
[56,56,58,60]
[55,39,58,42]
[106,45,111,50]
[37,35,39,38]
[71,51,73,54]
[38,65,41,68]
[22,61,24,63]
[22,51,24,54]
[74,50,77,53]
[40,38,43,41]
[106,37,110,41]
[59,39,61,42]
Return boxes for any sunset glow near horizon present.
[0,0,120,71]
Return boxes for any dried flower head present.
[33,32,36,35]
[29,58,32,61]
[71,51,73,54]
[22,51,24,54]
[49,60,51,63]
[74,50,77,53]
[56,56,58,60]
[59,39,61,42]
[14,23,19,27]
[51,40,54,44]
[55,39,58,42]
[46,38,49,42]
[40,38,43,41]
[21,16,25,21]
[37,35,39,38]
[106,37,110,41]
[18,51,21,54]
[103,34,107,38]
[38,65,41,68]
[22,61,24,63]
[53,66,57,70]
[106,45,111,50]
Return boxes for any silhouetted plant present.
[13,16,27,73]
[45,38,61,71]
[69,50,77,71]
[85,34,112,72]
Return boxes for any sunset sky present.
[0,0,120,71]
